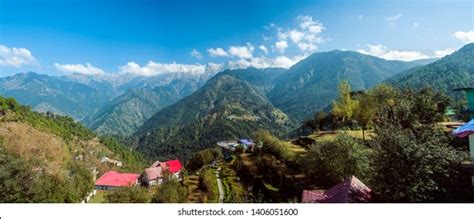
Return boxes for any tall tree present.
[332,81,358,124]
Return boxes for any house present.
[100,156,123,167]
[301,176,372,203]
[141,159,183,186]
[217,138,256,152]
[95,171,140,190]
[452,119,474,186]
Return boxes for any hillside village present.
[0,43,474,203]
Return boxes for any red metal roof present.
[164,160,182,173]
[95,171,139,187]
[302,176,372,203]
[144,166,163,180]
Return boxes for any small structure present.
[453,87,474,187]
[452,119,474,186]
[301,176,372,203]
[217,139,255,152]
[141,159,183,186]
[100,156,123,167]
[95,171,140,190]
[454,87,474,119]
[217,141,240,151]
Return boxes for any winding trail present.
[215,167,224,203]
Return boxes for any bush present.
[199,168,218,202]
[152,179,188,203]
[186,148,223,172]
[371,123,465,202]
[304,134,373,187]
[105,186,150,203]
[256,130,295,161]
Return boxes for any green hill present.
[0,72,115,120]
[134,69,297,160]
[0,96,145,203]
[268,50,420,122]
[84,87,181,136]
[387,43,474,98]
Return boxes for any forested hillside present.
[0,96,145,202]
[135,69,297,160]
[388,43,474,99]
[268,50,421,122]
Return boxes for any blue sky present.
[0,0,473,76]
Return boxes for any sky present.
[0,0,473,77]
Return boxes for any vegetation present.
[186,148,223,172]
[199,168,218,202]
[388,43,474,99]
[269,50,420,122]
[105,186,151,203]
[0,72,114,120]
[151,179,188,203]
[0,147,93,203]
[0,96,146,203]
[99,136,146,172]
[135,72,297,161]
[304,134,373,187]
[85,86,183,136]
[256,130,296,162]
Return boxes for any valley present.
[1,43,474,203]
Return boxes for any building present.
[301,176,372,203]
[141,159,183,186]
[100,156,123,167]
[95,171,140,190]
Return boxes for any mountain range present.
[388,43,474,98]
[1,44,472,160]
[134,68,296,160]
[268,50,424,122]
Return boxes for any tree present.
[105,186,150,203]
[187,148,223,172]
[151,179,188,203]
[370,123,465,202]
[332,81,358,124]
[0,149,35,203]
[304,134,373,187]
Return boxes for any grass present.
[89,191,107,203]
[221,166,245,203]
[308,130,374,142]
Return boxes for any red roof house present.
[95,171,140,190]
[164,160,183,173]
[144,166,163,181]
[302,176,372,203]
[141,159,183,186]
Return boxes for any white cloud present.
[297,15,324,33]
[434,48,455,58]
[191,49,203,59]
[288,30,305,43]
[357,44,429,61]
[54,62,105,75]
[0,44,37,68]
[226,55,307,69]
[228,44,254,59]
[275,41,288,53]
[454,30,474,43]
[276,16,325,53]
[386,13,403,22]
[207,48,228,57]
[259,45,268,54]
[118,61,222,76]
